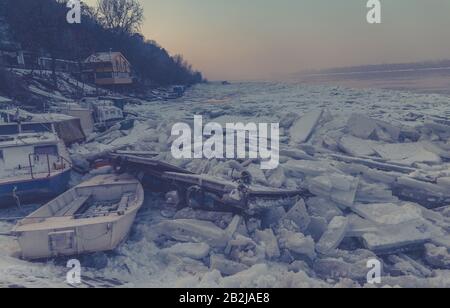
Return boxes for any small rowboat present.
[12,174,144,260]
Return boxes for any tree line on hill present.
[1,0,204,87]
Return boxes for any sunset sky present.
[84,0,450,81]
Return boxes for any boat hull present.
[15,207,140,260]
[0,170,71,207]
[12,174,144,260]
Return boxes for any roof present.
[84,52,130,65]
[0,132,59,149]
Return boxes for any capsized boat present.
[12,174,144,260]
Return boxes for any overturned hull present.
[12,174,144,260]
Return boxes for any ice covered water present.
[2,82,450,288]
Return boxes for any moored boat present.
[12,174,144,260]
[0,129,72,207]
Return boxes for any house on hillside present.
[83,51,133,86]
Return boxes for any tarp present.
[54,118,86,145]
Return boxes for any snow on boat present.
[0,129,72,207]
[12,174,144,260]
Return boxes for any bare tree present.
[96,0,144,35]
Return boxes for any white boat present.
[0,128,72,207]
[12,174,144,260]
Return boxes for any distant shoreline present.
[291,67,450,96]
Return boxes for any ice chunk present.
[350,202,423,225]
[355,182,397,203]
[373,143,441,166]
[154,219,230,248]
[424,244,450,269]
[210,254,249,276]
[389,254,433,278]
[173,208,234,229]
[280,149,316,161]
[255,229,281,259]
[284,160,341,178]
[284,199,311,232]
[308,174,359,207]
[227,235,266,267]
[346,214,378,237]
[267,167,286,188]
[279,230,316,260]
[306,197,343,222]
[338,136,377,157]
[262,206,286,228]
[247,164,269,186]
[160,243,210,260]
[313,258,368,281]
[306,216,328,242]
[280,112,299,129]
[316,216,349,255]
[361,222,432,254]
[289,109,323,144]
[347,113,401,142]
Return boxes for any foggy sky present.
[84,0,450,81]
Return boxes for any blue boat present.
[0,128,72,207]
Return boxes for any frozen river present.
[1,82,450,288]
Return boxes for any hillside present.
[0,0,204,100]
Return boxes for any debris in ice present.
[284,199,311,232]
[254,229,281,260]
[393,176,450,209]
[316,216,349,255]
[289,109,324,144]
[160,243,211,260]
[210,254,249,276]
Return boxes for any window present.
[34,145,58,156]
[95,72,113,79]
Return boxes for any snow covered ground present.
[1,81,450,288]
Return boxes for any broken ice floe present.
[55,97,450,287]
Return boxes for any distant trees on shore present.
[1,0,204,86]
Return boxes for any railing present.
[28,154,72,179]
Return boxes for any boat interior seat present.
[55,194,92,217]
[116,195,131,212]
